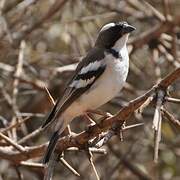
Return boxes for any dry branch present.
[13,0,68,45]
[0,68,179,163]
[130,14,180,51]
[0,1,179,179]
[161,108,180,129]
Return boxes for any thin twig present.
[109,144,151,180]
[0,117,30,134]
[12,40,25,107]
[165,97,180,104]
[20,161,45,169]
[59,157,80,177]
[131,14,180,51]
[137,96,154,113]
[142,0,166,21]
[18,128,43,144]
[162,0,171,20]
[153,90,165,163]
[44,86,55,105]
[87,150,100,180]
[0,132,25,153]
[12,40,27,139]
[123,123,144,130]
[0,0,13,42]
[13,0,69,45]
[66,147,107,154]
[161,108,180,129]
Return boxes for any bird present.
[42,21,135,164]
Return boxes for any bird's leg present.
[86,109,113,118]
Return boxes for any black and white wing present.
[42,47,106,128]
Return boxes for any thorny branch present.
[0,67,179,163]
[0,1,180,179]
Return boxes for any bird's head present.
[95,22,135,50]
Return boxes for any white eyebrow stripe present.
[100,23,115,32]
[79,61,102,74]
[69,77,95,88]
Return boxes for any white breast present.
[67,46,129,115]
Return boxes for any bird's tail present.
[43,131,60,164]
[41,99,60,129]
[43,115,69,164]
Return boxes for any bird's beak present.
[123,24,136,33]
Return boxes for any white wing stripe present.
[80,61,102,74]
[69,77,95,88]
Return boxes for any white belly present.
[79,55,129,109]
[63,53,129,120]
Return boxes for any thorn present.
[59,157,80,177]
[44,86,55,105]
[87,149,100,180]
[123,123,144,130]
